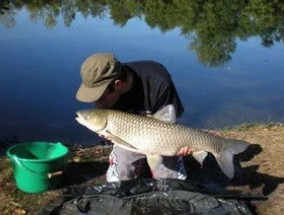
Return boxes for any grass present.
[0,123,284,214]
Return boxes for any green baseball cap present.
[76,53,121,102]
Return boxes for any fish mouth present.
[75,112,86,126]
[75,111,80,121]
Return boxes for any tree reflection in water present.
[0,0,284,66]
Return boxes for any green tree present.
[1,0,284,67]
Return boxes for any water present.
[1,1,284,144]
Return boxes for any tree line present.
[1,0,283,66]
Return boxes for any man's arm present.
[155,82,184,118]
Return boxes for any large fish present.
[76,105,249,179]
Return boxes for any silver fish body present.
[76,106,249,179]
[100,110,224,155]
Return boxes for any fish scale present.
[76,105,249,178]
[106,110,225,156]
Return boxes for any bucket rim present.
[6,141,69,163]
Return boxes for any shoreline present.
[0,123,283,214]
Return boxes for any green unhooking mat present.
[42,178,265,215]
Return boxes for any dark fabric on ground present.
[42,178,265,215]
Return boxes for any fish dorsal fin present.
[152,104,176,124]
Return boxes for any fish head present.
[76,109,108,133]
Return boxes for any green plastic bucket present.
[7,141,69,193]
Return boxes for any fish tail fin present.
[215,139,249,179]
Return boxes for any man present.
[76,53,191,182]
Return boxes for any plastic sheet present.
[42,178,264,215]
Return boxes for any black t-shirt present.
[113,60,184,118]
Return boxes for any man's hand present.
[177,146,193,156]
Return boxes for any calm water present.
[1,1,284,144]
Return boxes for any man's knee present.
[106,145,146,182]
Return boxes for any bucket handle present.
[11,155,64,179]
[48,171,63,179]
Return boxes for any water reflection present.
[1,0,284,66]
[0,1,284,143]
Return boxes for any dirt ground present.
[0,123,283,214]
[220,123,284,214]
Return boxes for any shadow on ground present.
[183,143,284,196]
[55,143,284,197]
[59,160,109,188]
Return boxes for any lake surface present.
[1,1,284,144]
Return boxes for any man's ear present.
[114,80,123,89]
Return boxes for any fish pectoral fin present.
[152,104,176,124]
[192,151,208,167]
[146,154,163,170]
[104,131,138,150]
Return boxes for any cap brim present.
[76,82,109,103]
